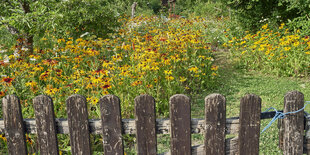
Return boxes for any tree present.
[223,0,307,32]
[168,0,176,14]
[0,0,120,56]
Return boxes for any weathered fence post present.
[282,91,304,154]
[239,94,261,155]
[66,95,91,155]
[305,114,310,155]
[205,93,226,155]
[170,94,191,155]
[33,95,59,155]
[99,95,124,155]
[2,95,27,155]
[135,94,157,155]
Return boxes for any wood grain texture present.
[239,94,261,155]
[33,95,59,155]
[160,137,238,155]
[0,117,241,134]
[1,93,308,154]
[135,94,157,155]
[2,95,27,155]
[66,94,91,155]
[0,105,281,135]
[204,94,226,155]
[99,95,124,155]
[170,94,191,155]
[278,118,284,150]
[283,91,304,155]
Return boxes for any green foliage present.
[56,0,120,39]
[0,0,121,49]
[222,0,304,32]
[148,0,162,14]
[287,15,310,36]
[191,1,230,17]
[226,23,310,77]
[0,27,16,49]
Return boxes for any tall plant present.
[0,0,120,56]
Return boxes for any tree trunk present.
[16,35,34,57]
[162,0,168,7]
[168,0,176,14]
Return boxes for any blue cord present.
[261,101,310,134]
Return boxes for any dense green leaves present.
[223,0,310,34]
[0,0,121,52]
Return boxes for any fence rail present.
[0,91,309,154]
[0,111,286,135]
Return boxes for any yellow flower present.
[74,88,80,93]
[293,41,300,47]
[284,47,291,51]
[211,65,218,71]
[0,134,6,141]
[165,75,174,81]
[25,81,37,87]
[262,24,268,30]
[45,86,58,96]
[87,97,99,105]
[57,39,65,43]
[179,76,187,82]
[279,23,285,29]
[66,41,73,45]
[131,80,142,86]
[188,66,198,73]
[164,70,172,75]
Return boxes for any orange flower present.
[160,37,167,42]
[0,91,5,97]
[1,77,14,85]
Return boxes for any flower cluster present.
[0,16,218,118]
[225,23,310,77]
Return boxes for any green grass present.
[190,50,310,154]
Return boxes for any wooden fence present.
[0,90,309,154]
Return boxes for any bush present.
[222,0,306,32]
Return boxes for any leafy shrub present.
[222,0,305,32]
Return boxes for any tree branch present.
[18,0,31,14]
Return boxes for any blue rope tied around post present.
[261,101,310,134]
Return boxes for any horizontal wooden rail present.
[159,139,310,155]
[0,111,289,135]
